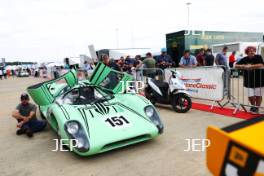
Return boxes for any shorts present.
[246,87,264,97]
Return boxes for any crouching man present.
[12,93,47,137]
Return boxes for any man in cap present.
[156,48,174,69]
[12,93,47,137]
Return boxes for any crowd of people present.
[0,66,36,80]
[86,47,245,79]
[0,47,250,81]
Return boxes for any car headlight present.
[64,121,90,152]
[66,121,79,135]
[145,106,154,117]
[75,137,85,148]
[144,105,164,134]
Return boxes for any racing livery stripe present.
[60,105,70,120]
[117,103,151,123]
[138,95,149,104]
[77,108,90,138]
[70,70,77,85]
[98,102,106,114]
[100,102,109,114]
[57,104,69,120]
[94,64,106,84]
[94,103,104,115]
[112,106,118,113]
[82,108,90,138]
[89,62,101,82]
[41,86,53,103]
[89,110,94,118]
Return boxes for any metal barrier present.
[229,68,264,114]
[167,66,229,109]
[135,66,229,107]
[134,68,165,82]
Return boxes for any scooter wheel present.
[171,94,192,113]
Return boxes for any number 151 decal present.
[105,116,130,127]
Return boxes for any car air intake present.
[101,134,151,152]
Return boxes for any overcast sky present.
[0,0,263,62]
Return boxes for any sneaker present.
[26,129,33,138]
[16,128,26,135]
[250,107,259,114]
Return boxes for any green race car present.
[27,62,164,156]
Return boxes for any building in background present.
[166,30,264,66]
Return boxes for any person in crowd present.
[83,61,93,78]
[215,46,228,67]
[156,48,173,69]
[0,68,3,80]
[236,53,243,63]
[229,51,236,68]
[235,46,264,113]
[196,48,205,66]
[102,55,120,71]
[101,55,121,89]
[123,55,135,73]
[134,55,142,67]
[134,55,144,81]
[179,50,198,68]
[26,67,31,76]
[204,48,215,66]
[50,66,57,79]
[11,69,15,78]
[64,58,70,70]
[124,55,136,66]
[3,68,7,79]
[12,93,47,137]
[116,56,125,72]
[143,52,156,78]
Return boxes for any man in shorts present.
[12,93,47,137]
[235,46,264,113]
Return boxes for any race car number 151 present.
[105,116,130,127]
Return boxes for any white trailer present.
[212,42,264,58]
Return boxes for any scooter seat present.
[153,79,169,89]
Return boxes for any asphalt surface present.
[0,77,242,176]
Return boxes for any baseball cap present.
[161,48,167,52]
[20,93,29,100]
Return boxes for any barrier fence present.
[134,68,165,82]
[229,68,264,114]
[135,66,264,114]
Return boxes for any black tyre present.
[171,93,192,113]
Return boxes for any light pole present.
[186,2,191,28]
[115,28,119,49]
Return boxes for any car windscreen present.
[99,70,124,90]
[59,86,112,105]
